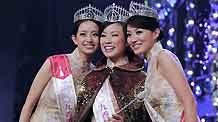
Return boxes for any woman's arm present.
[157,50,198,122]
[19,59,52,122]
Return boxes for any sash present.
[49,55,77,122]
[93,77,116,122]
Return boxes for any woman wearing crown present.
[75,3,152,122]
[19,4,103,122]
[126,1,199,122]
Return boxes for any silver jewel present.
[103,3,129,22]
[74,4,104,23]
[129,1,159,20]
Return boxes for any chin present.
[84,50,96,55]
[132,50,141,55]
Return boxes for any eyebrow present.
[78,30,98,33]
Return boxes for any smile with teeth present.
[84,44,95,48]
[132,43,141,49]
[104,45,114,51]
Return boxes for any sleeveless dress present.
[144,42,184,122]
[30,52,92,122]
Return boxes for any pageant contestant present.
[126,1,199,122]
[19,4,103,122]
[75,3,151,122]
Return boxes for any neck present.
[70,48,92,67]
[108,55,129,67]
[68,48,93,80]
[144,42,157,61]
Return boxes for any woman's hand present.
[106,114,124,122]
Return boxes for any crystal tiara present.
[103,3,129,22]
[74,4,104,23]
[129,1,159,20]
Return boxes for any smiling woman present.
[75,3,152,122]
[100,22,127,62]
[19,4,103,122]
[126,1,200,122]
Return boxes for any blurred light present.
[204,55,208,59]
[201,118,205,122]
[199,60,203,64]
[196,54,200,58]
[188,19,195,25]
[199,23,203,27]
[207,45,212,50]
[168,28,175,36]
[212,12,218,18]
[211,39,216,44]
[215,97,218,103]
[212,48,217,53]
[167,0,177,7]
[159,10,165,20]
[205,29,208,34]
[187,70,193,76]
[188,52,193,58]
[212,30,218,36]
[195,85,202,96]
[213,101,218,106]
[164,11,168,16]
[155,3,161,8]
[212,76,217,81]
[191,82,195,86]
[204,22,208,27]
[167,40,174,47]
[189,3,195,8]
[203,65,207,70]
[187,36,194,42]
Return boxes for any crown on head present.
[103,3,129,22]
[74,4,104,23]
[129,1,159,20]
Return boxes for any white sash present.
[51,56,77,122]
[53,75,77,121]
[93,77,116,122]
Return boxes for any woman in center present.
[75,3,151,122]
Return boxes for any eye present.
[101,34,106,38]
[136,30,143,34]
[79,32,86,36]
[112,34,119,37]
[92,32,99,37]
[127,33,131,37]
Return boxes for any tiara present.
[74,4,104,23]
[103,3,129,22]
[129,1,159,20]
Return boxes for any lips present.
[131,43,142,49]
[83,43,95,49]
[103,45,115,52]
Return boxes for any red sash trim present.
[180,111,184,122]
[49,54,71,79]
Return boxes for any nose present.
[86,34,93,43]
[102,36,112,44]
[127,35,137,45]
